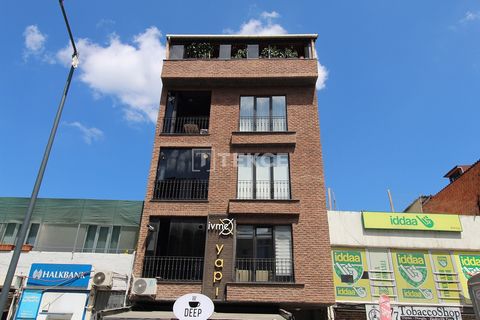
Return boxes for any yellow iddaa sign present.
[362,212,462,232]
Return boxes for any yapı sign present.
[365,304,462,320]
[173,293,214,320]
[362,212,462,232]
[27,263,92,288]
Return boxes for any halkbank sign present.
[362,211,462,232]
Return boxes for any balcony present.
[153,179,209,201]
[143,256,203,282]
[239,116,287,132]
[162,117,209,134]
[235,258,294,283]
[237,180,290,200]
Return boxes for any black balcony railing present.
[235,258,294,283]
[239,116,287,132]
[237,180,290,200]
[153,179,209,200]
[143,256,204,281]
[162,117,209,134]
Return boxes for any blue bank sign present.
[27,263,92,288]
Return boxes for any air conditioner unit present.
[92,271,113,288]
[131,278,157,296]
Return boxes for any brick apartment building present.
[405,160,480,215]
[131,34,334,319]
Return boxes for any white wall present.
[328,211,480,250]
[0,251,135,290]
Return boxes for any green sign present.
[332,249,371,301]
[362,212,462,232]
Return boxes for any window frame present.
[0,222,40,246]
[82,225,121,253]
[238,95,288,132]
[236,153,292,200]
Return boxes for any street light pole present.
[0,0,78,313]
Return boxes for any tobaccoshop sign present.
[173,293,214,320]
[365,305,462,320]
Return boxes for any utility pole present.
[387,189,395,212]
[0,0,78,312]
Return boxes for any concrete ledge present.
[226,282,305,303]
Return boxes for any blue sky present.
[1,1,479,212]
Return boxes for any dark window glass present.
[170,45,184,59]
[247,44,259,59]
[26,223,40,245]
[219,44,231,59]
[109,226,121,253]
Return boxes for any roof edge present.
[167,34,318,40]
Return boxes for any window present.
[83,225,121,253]
[237,154,290,200]
[235,225,293,282]
[239,96,286,132]
[0,223,40,246]
[154,148,211,200]
[163,91,211,134]
[144,218,206,281]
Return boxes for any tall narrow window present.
[237,154,290,200]
[239,96,286,132]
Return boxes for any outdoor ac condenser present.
[131,277,157,295]
[92,270,114,288]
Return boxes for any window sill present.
[159,133,210,136]
[231,131,296,148]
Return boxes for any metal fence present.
[239,116,287,132]
[237,180,290,200]
[143,256,204,281]
[162,117,209,134]
[153,179,209,200]
[235,258,294,283]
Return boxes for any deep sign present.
[27,263,92,288]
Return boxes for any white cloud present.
[235,11,287,35]
[316,61,328,91]
[228,12,328,90]
[57,27,165,123]
[260,11,280,20]
[24,25,46,53]
[460,11,480,23]
[65,122,104,144]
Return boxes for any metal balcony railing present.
[153,179,209,200]
[162,117,209,134]
[235,258,294,283]
[237,180,290,200]
[143,256,204,281]
[239,116,287,132]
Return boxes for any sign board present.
[392,250,438,303]
[15,290,42,319]
[454,252,480,304]
[366,304,462,320]
[173,293,214,320]
[27,263,92,289]
[362,212,462,232]
[332,248,372,301]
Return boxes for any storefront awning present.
[104,311,286,320]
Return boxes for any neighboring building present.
[0,197,143,319]
[131,34,334,319]
[405,160,480,216]
[328,210,480,320]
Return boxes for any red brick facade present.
[133,35,334,310]
[423,160,480,215]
